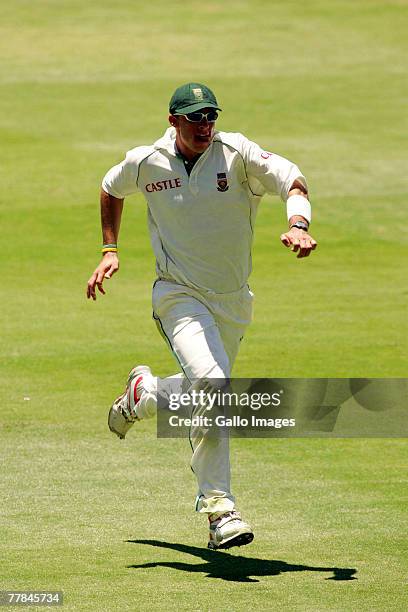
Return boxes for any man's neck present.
[175,143,201,176]
[174,137,198,161]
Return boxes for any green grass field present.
[1,1,407,610]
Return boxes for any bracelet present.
[102,243,118,254]
[290,220,309,231]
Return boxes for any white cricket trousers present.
[151,279,253,515]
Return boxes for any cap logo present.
[192,88,204,100]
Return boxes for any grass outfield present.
[1,1,407,610]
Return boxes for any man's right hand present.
[87,253,119,300]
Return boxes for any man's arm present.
[86,189,124,300]
[280,180,317,258]
[233,135,317,259]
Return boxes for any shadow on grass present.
[126,539,357,583]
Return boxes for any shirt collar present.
[153,127,220,156]
[153,127,177,155]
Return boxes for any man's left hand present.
[280,227,317,258]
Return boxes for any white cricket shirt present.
[102,127,308,293]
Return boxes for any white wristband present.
[286,194,311,223]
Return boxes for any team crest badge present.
[216,172,229,192]
[192,88,203,100]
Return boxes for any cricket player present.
[87,82,317,550]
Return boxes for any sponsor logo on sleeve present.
[216,172,229,192]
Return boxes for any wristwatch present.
[290,221,309,231]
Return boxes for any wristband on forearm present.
[286,194,311,224]
[102,243,118,254]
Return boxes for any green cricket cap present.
[169,82,222,114]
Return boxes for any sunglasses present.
[174,110,219,123]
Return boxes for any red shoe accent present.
[133,376,143,405]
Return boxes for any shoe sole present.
[108,366,151,440]
[108,393,135,440]
[108,406,127,439]
[208,531,254,550]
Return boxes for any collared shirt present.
[174,144,201,176]
[102,127,308,293]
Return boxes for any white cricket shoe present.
[208,511,254,550]
[108,365,153,440]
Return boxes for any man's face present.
[169,107,217,159]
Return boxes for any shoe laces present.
[209,511,241,526]
[119,391,138,422]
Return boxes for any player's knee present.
[191,372,230,397]
[194,359,230,380]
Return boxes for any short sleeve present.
[101,152,140,198]
[241,137,308,202]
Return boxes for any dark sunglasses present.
[174,110,219,123]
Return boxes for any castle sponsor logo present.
[145,178,182,192]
